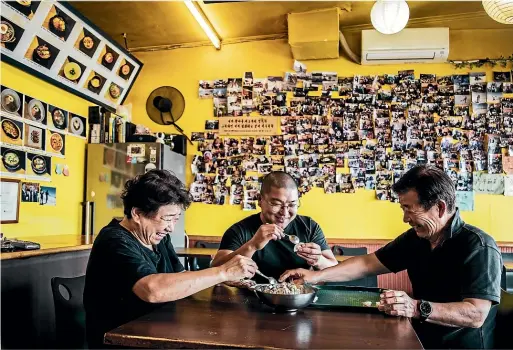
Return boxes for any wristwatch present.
[418,300,432,321]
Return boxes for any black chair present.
[502,253,513,293]
[495,289,513,349]
[329,245,378,288]
[51,275,87,349]
[190,241,220,271]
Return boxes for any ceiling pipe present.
[339,31,361,64]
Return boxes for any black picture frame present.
[1,1,143,112]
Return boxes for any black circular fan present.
[146,86,185,126]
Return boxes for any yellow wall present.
[125,39,513,242]
[0,62,90,238]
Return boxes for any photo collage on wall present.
[0,1,142,110]
[1,84,87,181]
[192,68,513,210]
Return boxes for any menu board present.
[0,1,143,111]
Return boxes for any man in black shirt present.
[280,166,502,349]
[84,170,257,349]
[212,171,337,284]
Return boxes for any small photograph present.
[324,182,337,194]
[26,152,51,177]
[488,154,503,174]
[453,74,470,85]
[1,17,25,52]
[266,76,283,93]
[46,130,65,155]
[227,78,242,93]
[39,186,56,206]
[376,189,390,201]
[493,71,511,82]
[24,124,45,150]
[21,182,40,203]
[503,83,513,94]
[365,174,376,190]
[398,70,415,81]
[471,84,486,93]
[47,104,68,130]
[487,82,502,93]
[41,4,76,41]
[74,27,100,58]
[58,56,86,84]
[199,80,214,99]
[213,98,227,117]
[469,72,486,85]
[4,1,41,20]
[420,74,436,84]
[83,71,106,95]
[1,116,24,146]
[24,36,59,70]
[191,132,205,141]
[0,146,25,174]
[97,44,119,71]
[472,92,486,104]
[118,59,135,81]
[454,95,470,106]
[242,200,257,211]
[437,75,454,86]
[257,163,272,174]
[23,95,46,124]
[68,113,86,137]
[205,120,219,130]
[283,72,297,91]
[487,92,502,103]
[105,83,123,102]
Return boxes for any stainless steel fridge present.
[83,142,186,248]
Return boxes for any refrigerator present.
[83,142,186,249]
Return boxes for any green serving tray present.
[309,285,384,311]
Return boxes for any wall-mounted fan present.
[146,86,192,144]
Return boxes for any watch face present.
[420,301,432,315]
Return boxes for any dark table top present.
[104,285,423,349]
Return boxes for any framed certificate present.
[1,178,21,223]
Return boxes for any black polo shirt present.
[219,214,330,282]
[375,210,502,349]
[84,219,184,349]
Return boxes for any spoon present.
[255,270,278,284]
[285,234,300,244]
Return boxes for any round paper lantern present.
[370,0,410,35]
[482,0,513,24]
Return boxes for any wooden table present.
[104,285,423,349]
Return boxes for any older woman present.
[84,170,256,349]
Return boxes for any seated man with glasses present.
[212,171,337,285]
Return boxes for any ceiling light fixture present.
[370,0,410,35]
[482,0,513,24]
[184,0,221,49]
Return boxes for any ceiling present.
[71,1,508,50]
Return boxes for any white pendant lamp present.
[371,0,410,35]
[482,0,513,24]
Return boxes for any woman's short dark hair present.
[121,170,192,218]
[392,165,455,212]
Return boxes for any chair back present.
[191,241,220,271]
[329,245,377,288]
[502,253,513,293]
[495,289,513,349]
[50,275,87,349]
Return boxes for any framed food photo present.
[46,130,65,156]
[1,17,25,52]
[74,26,100,58]
[26,152,51,178]
[24,124,45,151]
[68,113,87,138]
[83,71,106,95]
[41,3,76,42]
[0,85,23,118]
[0,146,26,176]
[23,95,47,125]
[47,104,68,131]
[0,178,21,224]
[97,44,119,71]
[117,59,135,81]
[2,0,41,20]
[0,117,24,146]
[105,83,123,103]
[24,36,59,70]
[58,56,86,85]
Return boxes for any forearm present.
[315,256,338,270]
[425,301,489,328]
[211,243,257,267]
[317,253,388,282]
[134,267,226,303]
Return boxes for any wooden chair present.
[190,241,220,271]
[495,288,513,349]
[50,275,87,349]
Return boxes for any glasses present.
[153,214,181,226]
[263,199,300,213]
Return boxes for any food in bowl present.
[2,93,18,112]
[2,151,20,171]
[64,62,81,81]
[1,21,15,43]
[255,283,308,295]
[109,84,121,99]
[50,133,63,152]
[31,155,46,174]
[103,52,114,64]
[1,119,20,139]
[16,0,31,6]
[89,76,102,90]
[30,129,40,144]
[51,16,66,33]
[35,44,51,60]
[121,64,130,76]
[52,108,66,128]
[30,104,42,120]
[82,36,94,49]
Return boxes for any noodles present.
[256,283,307,295]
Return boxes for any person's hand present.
[279,268,321,284]
[378,290,419,318]
[220,255,257,281]
[249,224,284,250]
[296,242,323,267]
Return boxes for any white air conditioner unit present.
[361,28,449,65]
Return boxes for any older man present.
[212,171,338,284]
[281,165,502,349]
[84,170,257,349]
